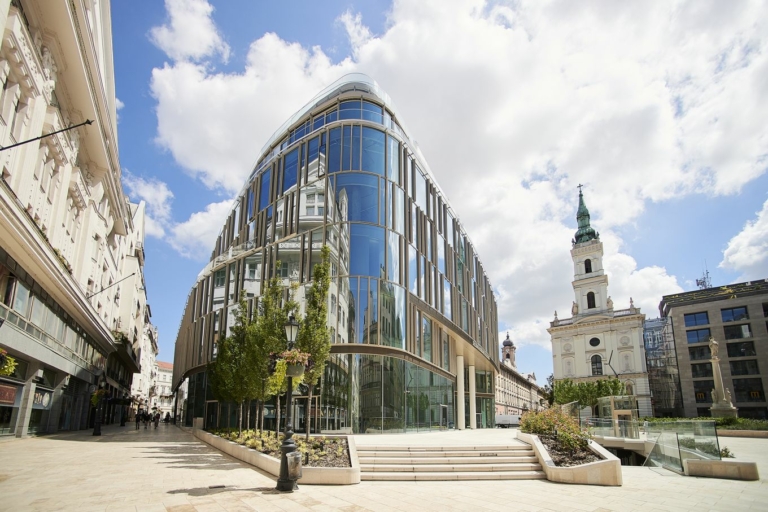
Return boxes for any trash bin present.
[287,451,303,480]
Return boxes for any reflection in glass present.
[392,185,404,235]
[328,127,341,173]
[414,166,427,211]
[299,177,327,234]
[243,253,262,298]
[358,279,369,344]
[259,169,271,211]
[423,315,432,363]
[408,244,418,296]
[380,283,405,349]
[350,224,385,278]
[442,331,450,371]
[276,236,301,282]
[387,135,400,184]
[333,173,378,224]
[283,148,299,193]
[386,231,400,285]
[362,101,383,124]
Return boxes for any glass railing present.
[647,421,720,461]
[643,431,684,472]
[581,418,641,439]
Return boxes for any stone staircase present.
[357,444,546,481]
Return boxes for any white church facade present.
[548,189,652,418]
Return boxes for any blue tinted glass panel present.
[362,101,383,124]
[342,126,352,171]
[328,128,341,174]
[259,169,271,211]
[334,173,379,223]
[409,244,418,295]
[358,278,369,343]
[379,178,385,227]
[246,189,253,219]
[283,148,299,193]
[446,212,455,247]
[352,126,361,171]
[326,109,337,123]
[312,114,325,131]
[387,136,400,183]
[369,280,378,344]
[350,224,385,278]
[722,307,749,322]
[426,222,432,262]
[339,100,361,120]
[362,127,385,176]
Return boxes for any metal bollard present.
[287,451,303,480]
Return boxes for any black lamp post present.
[92,374,106,436]
[119,392,128,427]
[276,315,300,492]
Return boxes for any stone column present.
[469,365,477,429]
[15,362,41,438]
[456,355,465,430]
[708,337,738,418]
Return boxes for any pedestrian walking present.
[135,410,141,430]
[154,412,160,429]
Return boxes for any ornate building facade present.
[0,0,151,436]
[172,74,499,433]
[548,189,651,417]
[495,333,544,415]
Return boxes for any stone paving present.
[0,423,767,511]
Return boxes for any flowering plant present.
[91,388,108,407]
[279,349,311,366]
[0,348,17,377]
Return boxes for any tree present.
[553,377,626,412]
[295,245,331,440]
[542,374,555,406]
[207,292,255,435]
[247,263,298,436]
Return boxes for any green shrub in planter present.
[520,408,591,451]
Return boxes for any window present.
[730,360,760,376]
[587,292,596,309]
[686,328,710,344]
[591,355,603,376]
[721,306,749,322]
[691,362,713,378]
[589,337,600,347]
[733,378,765,402]
[689,346,711,361]
[684,312,709,327]
[694,380,714,403]
[584,259,592,273]
[724,324,752,340]
[727,341,756,358]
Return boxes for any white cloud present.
[145,0,768,357]
[149,0,230,62]
[123,172,174,238]
[169,200,234,260]
[720,198,768,280]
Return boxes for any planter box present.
[193,428,360,485]
[683,459,759,481]
[717,429,768,439]
[516,432,622,486]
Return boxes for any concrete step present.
[358,455,540,465]
[361,470,547,481]
[361,462,543,472]
[355,449,534,458]
[356,445,530,452]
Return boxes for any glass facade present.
[173,75,498,433]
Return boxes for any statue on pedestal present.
[572,301,578,316]
[709,336,719,358]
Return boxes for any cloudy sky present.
[113,0,768,382]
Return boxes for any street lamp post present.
[119,393,128,427]
[93,374,106,436]
[276,315,300,492]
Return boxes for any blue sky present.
[111,0,768,384]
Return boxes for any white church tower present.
[548,187,652,417]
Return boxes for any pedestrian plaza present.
[0,425,766,511]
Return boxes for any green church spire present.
[573,184,599,245]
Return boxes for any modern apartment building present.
[172,73,499,433]
[659,280,768,419]
[0,0,151,436]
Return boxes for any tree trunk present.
[259,399,264,433]
[275,395,281,439]
[238,401,243,436]
[305,387,313,441]
[245,400,250,431]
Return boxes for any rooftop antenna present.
[696,262,712,290]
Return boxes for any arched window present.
[587,292,596,309]
[585,259,592,273]
[591,355,603,376]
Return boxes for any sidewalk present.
[0,424,765,511]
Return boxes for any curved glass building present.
[172,74,499,433]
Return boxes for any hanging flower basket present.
[0,349,17,377]
[280,349,310,377]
